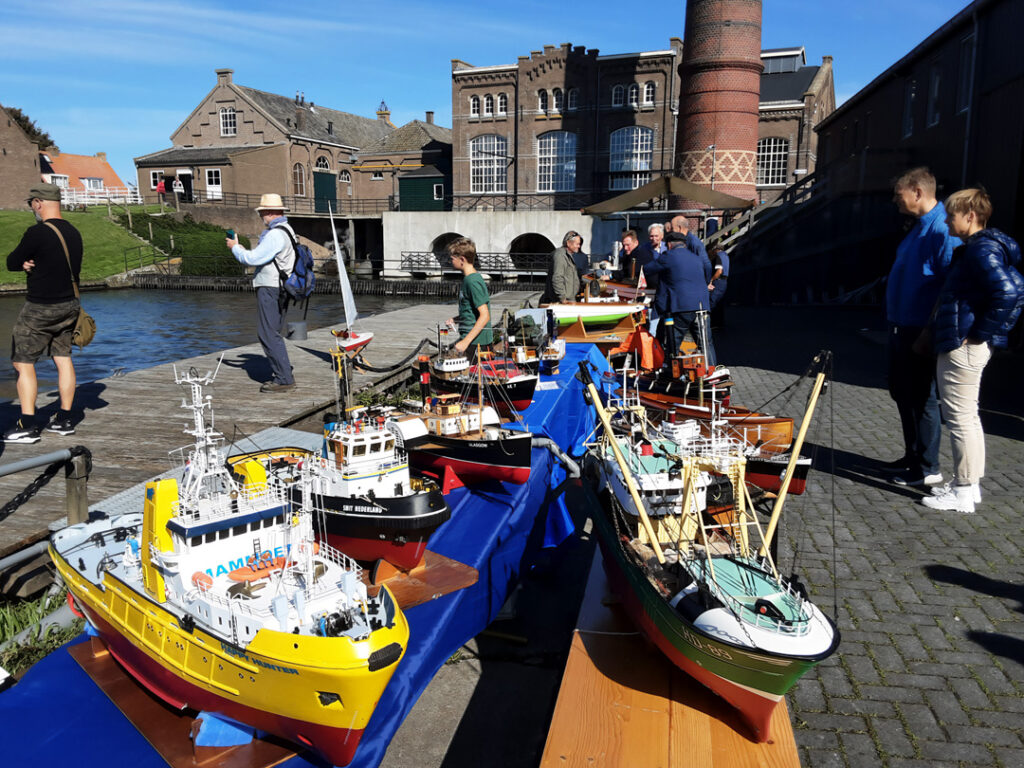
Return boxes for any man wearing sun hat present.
[225,193,297,392]
[4,182,83,443]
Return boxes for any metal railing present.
[62,187,143,206]
[157,190,393,216]
[400,251,551,275]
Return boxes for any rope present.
[351,337,437,374]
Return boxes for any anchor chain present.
[0,446,92,524]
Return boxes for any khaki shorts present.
[11,299,80,363]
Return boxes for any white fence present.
[61,187,144,206]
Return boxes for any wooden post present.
[65,454,89,525]
[148,221,153,241]
[127,207,132,230]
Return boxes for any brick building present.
[134,69,394,214]
[0,103,41,210]
[449,41,833,209]
[729,0,1023,305]
[353,110,452,208]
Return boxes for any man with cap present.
[4,183,83,443]
[226,193,297,392]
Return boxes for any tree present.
[5,106,55,149]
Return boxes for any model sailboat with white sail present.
[329,203,374,352]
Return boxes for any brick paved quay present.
[716,306,1024,768]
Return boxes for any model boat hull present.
[430,373,537,414]
[405,432,533,485]
[51,547,405,767]
[745,454,811,495]
[542,301,646,327]
[587,483,838,741]
[308,487,452,570]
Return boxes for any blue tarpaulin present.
[0,343,608,768]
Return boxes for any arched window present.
[470,134,508,193]
[339,170,351,183]
[538,90,548,113]
[292,163,305,196]
[483,94,494,116]
[757,137,790,185]
[315,155,330,171]
[497,93,508,116]
[537,131,577,192]
[611,85,624,107]
[627,83,639,107]
[552,88,563,112]
[219,107,237,137]
[609,126,653,190]
[643,81,655,106]
[567,88,579,111]
[470,95,480,118]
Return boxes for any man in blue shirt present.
[884,168,959,485]
[225,193,297,393]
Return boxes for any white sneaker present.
[922,484,975,514]
[930,482,981,504]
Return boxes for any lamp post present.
[706,144,717,190]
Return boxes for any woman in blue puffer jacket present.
[923,188,1024,514]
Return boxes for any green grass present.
[0,209,148,284]
[0,589,84,677]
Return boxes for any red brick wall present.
[0,106,41,210]
[675,0,763,204]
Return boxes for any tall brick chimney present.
[674,0,763,205]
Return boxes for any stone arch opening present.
[509,233,554,273]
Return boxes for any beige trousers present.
[936,340,992,485]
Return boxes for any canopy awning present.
[582,175,755,215]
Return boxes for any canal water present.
[0,290,434,402]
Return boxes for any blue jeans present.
[887,325,940,475]
[256,286,294,384]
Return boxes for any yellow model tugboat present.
[49,364,408,767]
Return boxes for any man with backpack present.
[226,193,297,393]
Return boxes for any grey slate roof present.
[361,120,452,155]
[760,66,819,103]
[134,145,258,166]
[400,164,444,178]
[236,86,393,149]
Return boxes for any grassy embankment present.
[0,205,249,286]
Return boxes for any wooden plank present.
[68,640,297,768]
[541,551,801,768]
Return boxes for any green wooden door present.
[314,171,337,213]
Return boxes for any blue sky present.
[1,0,972,184]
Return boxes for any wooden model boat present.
[429,353,538,414]
[226,411,451,572]
[580,274,649,302]
[578,362,839,742]
[49,365,408,767]
[386,394,533,486]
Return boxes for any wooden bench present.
[540,549,801,768]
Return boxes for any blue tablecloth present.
[0,343,608,768]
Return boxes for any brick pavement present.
[716,307,1024,768]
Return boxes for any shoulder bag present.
[44,221,96,348]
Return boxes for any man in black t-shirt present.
[4,183,83,443]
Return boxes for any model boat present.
[428,351,538,415]
[329,202,373,353]
[386,392,533,486]
[49,364,408,767]
[533,298,647,328]
[579,361,838,742]
[581,273,649,302]
[227,410,451,572]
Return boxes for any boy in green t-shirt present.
[447,237,492,355]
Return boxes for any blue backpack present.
[275,225,316,301]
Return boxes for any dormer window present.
[327,120,334,135]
